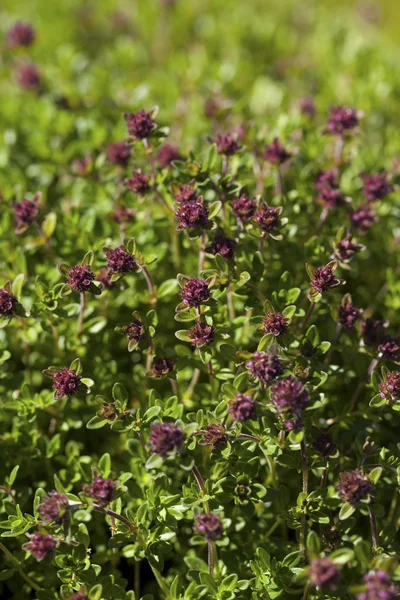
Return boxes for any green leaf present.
[99,453,111,478]
[330,547,355,564]
[158,279,179,298]
[175,330,191,342]
[86,416,107,429]
[11,274,24,298]
[42,212,57,238]
[282,305,296,319]
[112,383,128,403]
[339,502,355,520]
[306,530,320,555]
[145,454,163,470]
[368,466,382,484]
[7,466,19,487]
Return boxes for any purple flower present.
[106,141,131,166]
[180,278,210,308]
[215,133,241,156]
[174,185,198,203]
[312,432,337,458]
[23,533,57,562]
[270,376,309,418]
[13,198,39,231]
[149,422,184,456]
[38,491,69,524]
[319,187,345,209]
[310,265,340,294]
[195,512,223,540]
[263,312,289,337]
[124,109,156,139]
[105,247,136,275]
[247,352,283,386]
[199,424,228,447]
[51,367,82,399]
[263,138,291,165]
[6,22,36,47]
[337,470,374,504]
[70,594,88,600]
[362,318,388,347]
[150,357,174,378]
[228,394,257,422]
[351,204,377,232]
[72,155,93,176]
[315,169,339,190]
[84,476,117,505]
[309,558,340,590]
[110,206,135,224]
[357,571,398,600]
[254,204,282,233]
[16,63,42,92]
[126,319,146,343]
[338,302,361,329]
[326,106,359,135]
[207,236,236,260]
[67,264,96,293]
[379,371,400,403]
[361,172,392,201]
[333,236,363,262]
[157,144,182,167]
[188,322,217,347]
[125,170,151,194]
[97,268,115,290]
[232,194,257,221]
[0,288,18,317]
[378,336,400,361]
[298,97,316,117]
[175,200,209,230]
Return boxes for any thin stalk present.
[334,136,344,165]
[368,506,379,552]
[142,267,156,308]
[316,206,328,236]
[227,286,235,321]
[303,582,311,600]
[349,357,379,412]
[198,232,206,274]
[324,323,342,366]
[259,232,267,254]
[208,360,215,398]
[77,293,86,338]
[300,302,316,334]
[265,517,282,538]
[320,468,328,489]
[0,541,40,591]
[185,368,201,400]
[208,540,214,576]
[276,166,283,196]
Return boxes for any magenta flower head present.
[207,236,236,260]
[357,571,398,600]
[97,268,114,291]
[124,108,156,139]
[106,141,131,167]
[337,470,374,504]
[174,184,198,204]
[125,170,151,194]
[270,376,309,419]
[298,97,316,118]
[199,424,228,447]
[16,63,42,92]
[379,371,400,404]
[263,311,289,337]
[319,187,346,210]
[23,533,57,562]
[263,137,291,165]
[188,322,217,347]
[254,203,282,233]
[361,172,392,201]
[338,296,361,329]
[58,252,101,296]
[315,169,339,190]
[180,278,210,308]
[6,21,36,47]
[104,245,137,276]
[215,133,241,156]
[38,491,69,524]
[326,105,359,136]
[195,512,223,540]
[149,422,184,457]
[175,199,209,230]
[351,204,377,232]
[307,261,341,300]
[110,206,135,224]
[49,366,82,399]
[157,143,182,167]
[309,558,340,590]
[228,393,257,422]
[150,357,175,379]
[232,194,257,221]
[0,287,18,318]
[125,319,146,343]
[247,352,283,386]
[312,432,337,458]
[84,475,117,505]
[13,192,41,233]
[378,336,400,361]
[333,235,364,262]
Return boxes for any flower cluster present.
[149,422,184,456]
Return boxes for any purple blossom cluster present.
[149,422,184,456]
[379,371,400,403]
[51,367,82,399]
[337,470,374,504]
[228,393,257,421]
[84,476,117,505]
[67,265,96,293]
[195,512,223,540]
[357,571,398,600]
[38,491,69,524]
[309,558,340,590]
[246,352,283,386]
[180,278,210,307]
[23,533,57,561]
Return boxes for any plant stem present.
[276,166,283,196]
[77,293,86,338]
[227,286,235,321]
[334,136,344,165]
[320,468,328,489]
[316,206,328,236]
[142,267,156,308]
[303,582,311,600]
[259,233,267,254]
[300,439,308,561]
[0,541,40,591]
[186,368,201,400]
[198,232,206,274]
[301,302,315,334]
[349,357,379,412]
[368,506,379,551]
[208,540,214,576]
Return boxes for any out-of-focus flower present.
[124,109,156,139]
[263,138,291,164]
[337,470,374,504]
[6,22,36,47]
[149,422,184,456]
[106,141,131,166]
[228,393,257,421]
[23,533,57,561]
[195,513,223,540]
[309,558,340,590]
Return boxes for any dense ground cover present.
[1,1,400,599]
